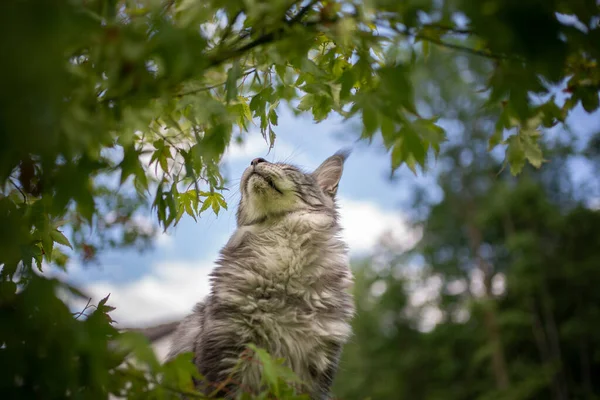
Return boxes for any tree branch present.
[421,23,473,35]
[72,298,95,320]
[205,16,330,69]
[218,10,244,49]
[176,68,256,98]
[392,25,516,61]
[290,0,321,24]
[9,178,27,202]
[416,33,512,60]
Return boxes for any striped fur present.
[167,151,355,399]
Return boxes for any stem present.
[176,68,256,98]
[9,178,27,202]
[290,0,320,24]
[392,25,516,61]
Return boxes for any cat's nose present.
[251,157,267,167]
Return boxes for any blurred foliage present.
[333,30,600,400]
[335,146,600,400]
[0,0,599,398]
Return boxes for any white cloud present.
[84,197,417,327]
[155,231,174,249]
[337,198,419,254]
[83,259,215,327]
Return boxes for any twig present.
[392,25,516,61]
[290,0,320,24]
[415,33,512,60]
[205,17,329,69]
[9,178,26,202]
[421,23,473,35]
[161,0,175,16]
[176,68,256,98]
[102,4,333,104]
[219,10,244,48]
[72,298,94,320]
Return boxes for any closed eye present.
[276,163,302,173]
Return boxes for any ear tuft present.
[313,149,350,198]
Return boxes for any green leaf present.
[211,194,220,215]
[362,106,379,138]
[380,117,396,148]
[199,196,212,213]
[175,202,186,225]
[521,129,544,168]
[506,135,526,175]
[275,64,287,82]
[488,129,504,151]
[226,60,241,103]
[537,97,565,128]
[50,230,73,249]
[580,90,599,113]
[98,293,111,308]
[397,124,426,172]
[116,331,161,372]
[41,231,53,260]
[268,125,276,150]
[297,93,316,111]
[391,138,404,171]
[120,145,145,185]
[422,40,430,60]
[269,108,278,126]
[247,344,280,395]
[162,352,202,391]
[414,118,446,157]
[0,281,17,302]
[183,198,196,221]
[215,193,228,210]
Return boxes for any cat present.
[167,151,355,399]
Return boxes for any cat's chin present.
[248,173,282,195]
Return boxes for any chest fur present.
[207,214,353,374]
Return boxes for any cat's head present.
[236,150,349,226]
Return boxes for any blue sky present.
[60,101,600,328]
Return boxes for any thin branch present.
[290,0,320,24]
[160,0,175,16]
[218,10,244,48]
[102,6,332,104]
[205,17,329,69]
[415,33,513,60]
[213,0,312,57]
[421,23,473,35]
[392,25,516,61]
[72,298,94,320]
[176,68,256,98]
[9,178,26,202]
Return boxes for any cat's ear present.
[313,149,350,198]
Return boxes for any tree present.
[333,34,600,399]
[0,0,599,398]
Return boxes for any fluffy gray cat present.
[167,151,355,399]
